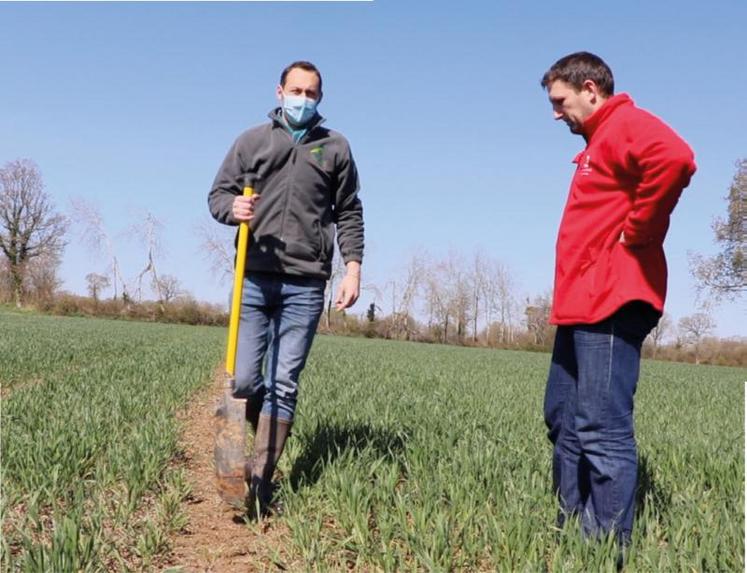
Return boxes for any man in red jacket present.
[540,52,696,547]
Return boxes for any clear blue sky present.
[2,1,745,337]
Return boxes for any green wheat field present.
[1,309,744,571]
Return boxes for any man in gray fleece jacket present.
[208,61,364,515]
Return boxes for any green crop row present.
[274,336,745,571]
[1,310,224,571]
[1,311,744,571]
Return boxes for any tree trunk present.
[11,264,23,308]
[473,291,479,343]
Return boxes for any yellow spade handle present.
[225,186,254,376]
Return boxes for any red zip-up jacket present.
[551,93,696,325]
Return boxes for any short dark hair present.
[541,52,614,97]
[280,61,323,93]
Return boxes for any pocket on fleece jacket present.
[284,240,318,262]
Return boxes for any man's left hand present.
[335,263,361,310]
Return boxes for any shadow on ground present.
[288,421,409,491]
[636,453,672,519]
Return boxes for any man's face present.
[276,68,321,103]
[547,80,597,134]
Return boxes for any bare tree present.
[678,311,716,364]
[26,250,63,305]
[446,253,471,344]
[423,258,450,343]
[485,258,517,345]
[197,219,235,286]
[422,252,471,344]
[381,252,425,340]
[86,272,111,302]
[0,159,68,307]
[376,280,397,320]
[646,311,672,359]
[525,291,553,346]
[690,158,746,302]
[397,254,424,340]
[130,211,166,305]
[71,198,128,300]
[153,274,182,303]
[470,252,488,343]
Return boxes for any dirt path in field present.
[161,370,293,573]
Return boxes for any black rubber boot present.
[244,393,264,435]
[244,414,292,517]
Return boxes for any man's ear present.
[581,79,601,105]
[276,84,284,102]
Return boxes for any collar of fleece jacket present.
[581,93,633,141]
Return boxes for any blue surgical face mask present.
[282,94,318,127]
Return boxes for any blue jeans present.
[232,272,325,422]
[543,301,659,544]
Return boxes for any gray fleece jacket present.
[208,109,364,280]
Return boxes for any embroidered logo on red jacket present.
[579,154,592,176]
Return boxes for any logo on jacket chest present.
[310,145,329,169]
[578,154,593,176]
